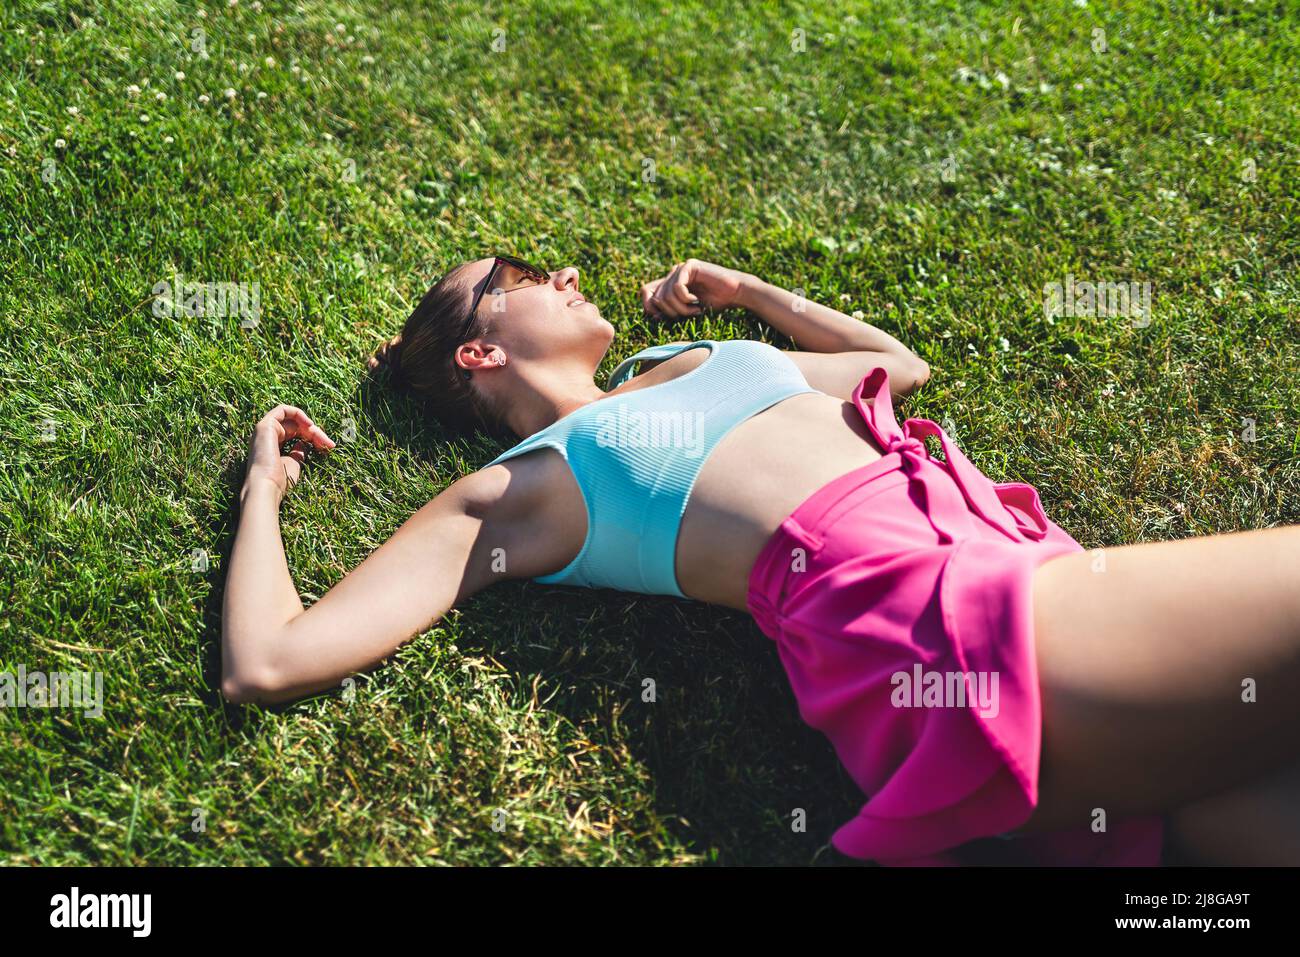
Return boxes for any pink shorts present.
[747,367,1165,866]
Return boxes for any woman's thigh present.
[1016,525,1300,834]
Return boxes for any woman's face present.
[455,258,614,371]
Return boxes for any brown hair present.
[368,266,512,439]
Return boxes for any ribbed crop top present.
[483,339,820,597]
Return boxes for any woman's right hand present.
[640,259,751,319]
[242,404,336,504]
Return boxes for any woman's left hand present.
[242,404,336,503]
[640,259,750,319]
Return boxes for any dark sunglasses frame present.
[460,255,550,341]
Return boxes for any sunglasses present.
[460,255,551,343]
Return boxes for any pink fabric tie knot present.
[886,432,927,458]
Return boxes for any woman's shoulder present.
[469,440,573,512]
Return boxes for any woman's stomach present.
[675,392,887,610]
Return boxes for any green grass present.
[1,0,1297,865]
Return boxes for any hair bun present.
[368,332,404,374]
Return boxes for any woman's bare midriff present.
[673,391,884,609]
[503,386,888,610]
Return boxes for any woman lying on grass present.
[222,256,1300,866]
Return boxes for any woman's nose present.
[551,266,580,290]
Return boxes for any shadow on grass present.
[452,581,877,866]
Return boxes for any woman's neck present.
[504,360,606,440]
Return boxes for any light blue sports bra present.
[484,339,819,597]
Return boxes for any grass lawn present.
[1,0,1297,865]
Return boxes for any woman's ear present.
[454,341,508,377]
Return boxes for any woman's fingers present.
[641,278,669,319]
[667,268,702,313]
[285,438,310,464]
[642,263,706,319]
[281,454,303,489]
[653,264,684,314]
[259,404,337,451]
[648,264,698,318]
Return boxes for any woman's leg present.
[1016,525,1300,838]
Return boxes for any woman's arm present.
[222,476,306,695]
[222,406,551,705]
[782,350,930,403]
[222,404,334,684]
[223,474,501,705]
[640,258,930,398]
[733,273,924,364]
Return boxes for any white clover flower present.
[252,0,263,9]
[54,138,66,149]
[361,54,375,65]
[851,310,865,320]
[224,87,237,99]
[198,93,210,104]
[256,90,267,99]
[227,0,238,6]
[335,23,346,33]
[839,293,851,303]
[238,62,249,73]
[175,71,186,81]
[35,58,45,66]
[67,106,79,116]
[264,56,275,67]
[163,135,174,144]
[290,64,301,73]
[198,9,207,18]
[155,91,166,101]
[140,114,150,122]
